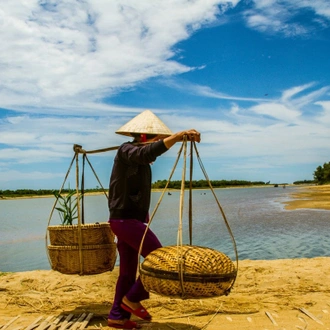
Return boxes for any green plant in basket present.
[53,190,80,225]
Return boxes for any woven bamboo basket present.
[140,245,237,299]
[48,243,117,275]
[48,222,115,245]
[47,222,117,275]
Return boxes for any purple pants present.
[108,219,162,320]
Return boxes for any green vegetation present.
[293,180,316,185]
[314,161,330,184]
[0,188,100,199]
[152,179,267,190]
[53,191,80,225]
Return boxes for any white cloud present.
[281,83,315,102]
[0,0,238,110]
[0,114,123,164]
[250,103,301,121]
[0,148,65,164]
[151,82,330,170]
[0,169,63,182]
[298,0,330,18]
[0,81,329,187]
[291,87,330,109]
[315,101,330,123]
[243,1,330,36]
[163,79,269,103]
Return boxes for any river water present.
[1,186,329,272]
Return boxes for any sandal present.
[120,302,152,321]
[108,319,142,329]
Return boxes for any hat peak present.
[115,110,173,137]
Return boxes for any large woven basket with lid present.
[139,139,238,298]
[140,245,236,298]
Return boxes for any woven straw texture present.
[48,222,115,245]
[47,222,117,275]
[48,243,117,275]
[116,110,173,137]
[140,245,236,298]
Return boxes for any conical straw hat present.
[116,110,173,137]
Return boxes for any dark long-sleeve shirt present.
[108,140,168,222]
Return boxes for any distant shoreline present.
[2,184,329,211]
[0,191,108,200]
[0,184,288,201]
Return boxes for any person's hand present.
[163,129,201,149]
[179,129,201,143]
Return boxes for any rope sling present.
[139,138,238,298]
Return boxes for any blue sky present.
[1,0,330,190]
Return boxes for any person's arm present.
[163,129,201,150]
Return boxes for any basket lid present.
[141,245,236,279]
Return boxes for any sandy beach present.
[283,184,330,211]
[1,184,329,330]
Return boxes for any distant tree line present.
[0,181,268,198]
[292,180,316,185]
[152,179,268,189]
[0,188,102,198]
[314,161,330,184]
[292,161,330,185]
[1,172,326,198]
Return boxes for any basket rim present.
[140,265,237,283]
[48,222,110,230]
[47,243,116,250]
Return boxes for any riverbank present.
[1,257,330,329]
